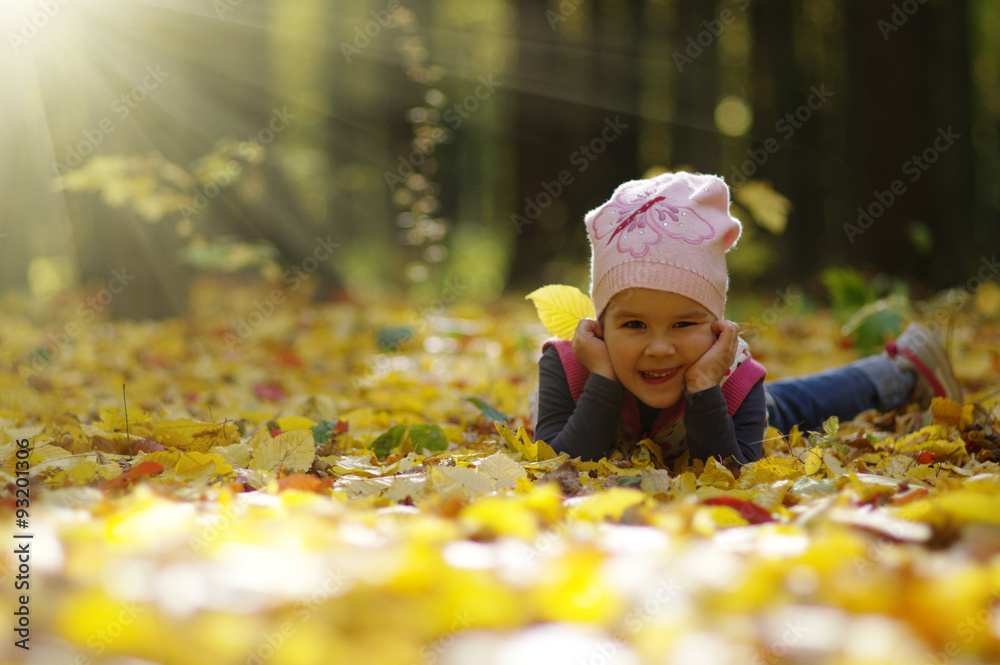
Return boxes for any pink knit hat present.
[586,171,741,320]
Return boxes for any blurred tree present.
[842,0,973,288]
[506,0,642,293]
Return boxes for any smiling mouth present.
[640,369,679,381]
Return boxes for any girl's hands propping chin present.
[572,318,617,381]
[684,319,739,393]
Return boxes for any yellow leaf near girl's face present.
[525,284,596,340]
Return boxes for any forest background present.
[2,0,998,318]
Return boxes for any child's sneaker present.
[885,322,962,408]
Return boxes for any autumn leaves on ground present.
[3,277,1000,665]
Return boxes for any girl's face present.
[602,288,717,409]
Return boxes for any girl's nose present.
[645,335,675,356]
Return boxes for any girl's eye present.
[623,320,645,329]
[674,321,696,328]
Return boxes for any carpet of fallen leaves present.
[3,277,1000,665]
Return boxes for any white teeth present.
[642,370,673,378]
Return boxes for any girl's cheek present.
[689,327,716,355]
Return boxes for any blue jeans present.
[764,356,915,433]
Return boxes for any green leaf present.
[821,266,877,312]
[369,424,408,458]
[466,397,508,425]
[377,327,413,353]
[409,424,448,453]
[311,420,341,444]
[822,416,840,438]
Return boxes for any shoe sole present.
[905,323,963,401]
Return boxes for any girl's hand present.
[572,318,617,381]
[684,319,739,393]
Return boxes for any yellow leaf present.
[176,451,232,482]
[895,425,968,461]
[600,459,643,477]
[494,421,556,462]
[973,280,1000,318]
[895,490,1000,527]
[804,446,828,477]
[275,416,317,431]
[430,465,494,497]
[530,550,624,623]
[239,410,272,425]
[210,443,252,469]
[572,487,647,522]
[537,439,557,462]
[524,284,596,340]
[636,438,664,467]
[477,452,528,490]
[140,450,181,470]
[699,457,736,489]
[65,460,120,486]
[733,180,792,234]
[640,468,673,494]
[736,456,805,489]
[459,495,538,540]
[692,505,748,535]
[930,397,962,427]
[676,471,697,495]
[250,430,316,475]
[150,419,238,453]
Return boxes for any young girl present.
[533,171,962,465]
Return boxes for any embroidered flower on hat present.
[590,180,715,258]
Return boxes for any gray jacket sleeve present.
[684,380,766,465]
[534,346,624,462]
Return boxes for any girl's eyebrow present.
[612,309,709,320]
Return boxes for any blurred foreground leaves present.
[2,277,1000,665]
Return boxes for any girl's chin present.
[630,386,683,409]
